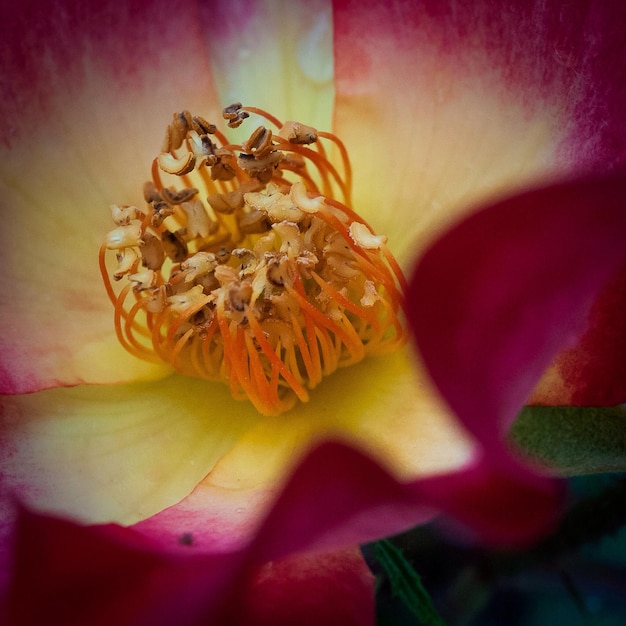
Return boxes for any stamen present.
[100,104,408,416]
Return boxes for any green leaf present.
[372,539,447,626]
[509,405,626,475]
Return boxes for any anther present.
[242,126,274,158]
[222,102,249,128]
[157,151,196,176]
[161,187,198,205]
[278,120,318,145]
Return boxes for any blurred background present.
[364,473,626,626]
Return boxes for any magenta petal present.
[334,0,626,171]
[407,174,626,452]
[7,508,243,626]
[412,456,564,545]
[248,442,428,562]
[246,442,560,561]
[547,262,626,405]
[6,506,375,626]
[236,548,375,626]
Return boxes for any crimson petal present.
[407,174,626,454]
[6,505,374,626]
[7,507,242,626]
[246,442,561,560]
[536,263,626,406]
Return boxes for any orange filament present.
[99,104,407,416]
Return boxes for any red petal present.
[407,174,626,451]
[410,455,564,545]
[236,547,375,626]
[537,262,626,405]
[334,0,626,170]
[7,507,241,626]
[332,0,626,267]
[6,506,374,626]
[246,442,560,560]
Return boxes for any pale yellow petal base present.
[1,347,474,529]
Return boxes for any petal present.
[1,348,474,552]
[332,1,626,265]
[7,507,374,626]
[246,442,561,559]
[7,507,240,626]
[532,262,626,405]
[407,174,626,453]
[0,1,218,391]
[204,0,334,131]
[235,546,375,626]
[0,375,260,525]
[136,440,557,565]
[132,349,475,553]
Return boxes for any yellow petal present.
[333,6,572,267]
[132,348,475,552]
[0,6,223,390]
[207,0,334,134]
[1,348,474,532]
[205,347,474,492]
[1,375,259,524]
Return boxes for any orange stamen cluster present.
[100,104,407,415]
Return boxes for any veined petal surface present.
[0,0,336,392]
[3,3,624,615]
[0,0,218,391]
[332,0,626,264]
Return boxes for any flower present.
[1,0,625,623]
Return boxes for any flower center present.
[100,104,407,415]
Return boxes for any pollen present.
[99,104,408,415]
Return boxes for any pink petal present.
[407,174,626,453]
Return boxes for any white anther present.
[180,252,218,282]
[290,181,324,214]
[157,151,196,175]
[167,284,207,314]
[181,199,212,238]
[129,268,157,291]
[105,222,142,249]
[214,264,239,285]
[349,222,387,250]
[272,221,303,258]
[110,204,140,226]
[113,248,139,280]
[245,185,304,223]
[278,121,318,145]
[360,280,381,307]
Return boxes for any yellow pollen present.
[99,104,408,415]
